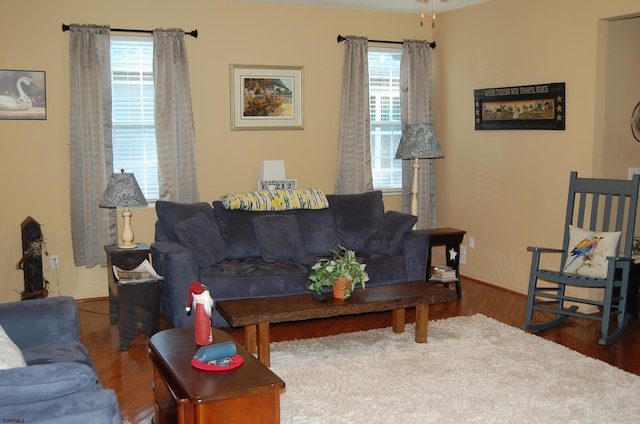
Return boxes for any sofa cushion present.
[365,211,417,255]
[253,215,306,262]
[22,342,94,369]
[200,259,310,299]
[174,212,228,267]
[326,191,385,250]
[0,324,26,370]
[286,208,339,255]
[213,201,269,258]
[156,201,216,242]
[0,362,101,407]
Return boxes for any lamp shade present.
[99,170,148,209]
[259,160,286,181]
[395,123,444,160]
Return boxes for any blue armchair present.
[0,296,122,424]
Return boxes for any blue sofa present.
[152,190,429,328]
[0,296,122,424]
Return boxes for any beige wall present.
[1,0,639,302]
[435,0,640,294]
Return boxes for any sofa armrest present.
[0,362,101,407]
[0,296,80,350]
[151,241,200,327]
[0,389,122,424]
[400,230,429,281]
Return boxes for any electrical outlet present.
[469,236,475,249]
[50,255,59,269]
[459,246,467,264]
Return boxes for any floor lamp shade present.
[395,123,444,221]
[99,170,148,249]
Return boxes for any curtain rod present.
[337,34,435,49]
[62,24,198,38]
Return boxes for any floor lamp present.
[395,123,444,224]
[99,169,148,249]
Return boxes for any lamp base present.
[118,207,137,250]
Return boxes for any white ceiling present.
[230,0,491,14]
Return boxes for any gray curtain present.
[335,36,373,194]
[400,40,437,229]
[153,29,199,203]
[69,24,117,267]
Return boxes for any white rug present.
[270,314,640,423]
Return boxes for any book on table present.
[431,265,457,282]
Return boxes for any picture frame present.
[474,82,564,130]
[230,65,303,130]
[0,69,46,120]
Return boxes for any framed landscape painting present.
[230,65,304,130]
[474,82,564,130]
[0,70,46,120]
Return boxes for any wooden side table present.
[149,327,285,424]
[421,228,466,299]
[105,243,160,350]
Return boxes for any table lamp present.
[99,169,148,249]
[395,123,444,219]
[259,160,286,190]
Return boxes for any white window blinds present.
[369,49,403,191]
[110,37,159,200]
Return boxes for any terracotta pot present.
[332,277,352,300]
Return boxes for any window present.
[110,37,159,200]
[369,48,402,192]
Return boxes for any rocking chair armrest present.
[526,246,565,254]
[605,255,633,266]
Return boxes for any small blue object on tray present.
[191,341,243,371]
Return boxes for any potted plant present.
[308,246,369,299]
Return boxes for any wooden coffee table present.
[216,280,457,366]
[148,327,285,424]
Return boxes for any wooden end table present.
[216,281,456,367]
[149,327,285,424]
[421,228,466,298]
[105,243,160,350]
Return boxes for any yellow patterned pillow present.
[221,188,329,211]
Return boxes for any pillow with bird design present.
[563,225,621,278]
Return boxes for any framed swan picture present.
[0,70,47,120]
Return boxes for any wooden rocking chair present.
[522,171,640,345]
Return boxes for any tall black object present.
[19,216,48,300]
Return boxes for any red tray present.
[190,354,243,371]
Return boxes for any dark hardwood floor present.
[77,277,640,423]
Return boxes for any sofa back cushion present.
[364,211,417,255]
[285,208,339,255]
[253,215,306,262]
[326,191,385,250]
[213,201,267,258]
[156,201,216,242]
[173,212,229,267]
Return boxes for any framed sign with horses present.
[474,82,564,130]
[0,70,47,120]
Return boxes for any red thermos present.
[186,282,213,345]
